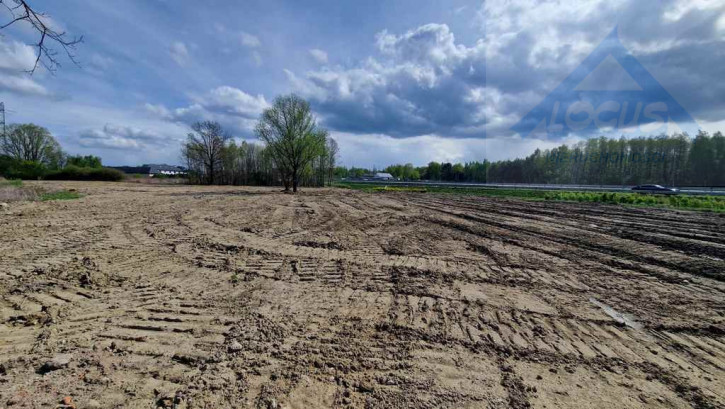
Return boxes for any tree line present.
[182,94,338,192]
[337,131,724,187]
[0,123,120,180]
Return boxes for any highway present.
[341,180,725,196]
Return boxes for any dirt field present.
[1,182,724,409]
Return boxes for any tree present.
[1,123,63,165]
[325,137,339,185]
[441,162,453,181]
[66,155,102,168]
[255,94,328,193]
[0,0,82,73]
[181,121,230,185]
[426,161,441,180]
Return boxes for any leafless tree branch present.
[0,0,83,74]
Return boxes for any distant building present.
[110,164,186,177]
[372,172,394,180]
[346,172,396,181]
[146,164,186,176]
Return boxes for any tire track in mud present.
[410,196,725,282]
[1,183,724,408]
[411,195,725,260]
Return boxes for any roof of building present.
[374,172,394,178]
[146,164,185,173]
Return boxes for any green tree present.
[1,123,64,167]
[255,94,328,192]
[688,131,714,186]
[66,155,102,168]
[441,163,453,181]
[426,161,441,180]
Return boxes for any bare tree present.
[1,123,63,165]
[255,94,327,193]
[0,0,82,73]
[326,137,339,185]
[181,121,230,185]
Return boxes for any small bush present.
[40,191,83,201]
[0,155,15,176]
[0,178,23,187]
[45,165,125,181]
[4,161,47,180]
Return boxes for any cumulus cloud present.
[0,40,37,71]
[482,0,725,134]
[285,3,724,146]
[169,41,189,66]
[78,124,175,150]
[288,24,485,138]
[0,39,49,96]
[146,86,269,136]
[309,48,328,63]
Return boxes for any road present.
[343,180,725,195]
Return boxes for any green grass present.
[40,190,83,201]
[0,179,23,187]
[336,182,725,212]
[543,191,725,211]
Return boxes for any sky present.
[0,0,724,167]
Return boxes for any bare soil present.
[1,182,724,409]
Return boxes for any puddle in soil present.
[589,298,642,330]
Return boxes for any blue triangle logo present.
[511,27,696,138]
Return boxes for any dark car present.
[631,184,680,195]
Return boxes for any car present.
[631,184,680,195]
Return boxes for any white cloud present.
[332,131,583,168]
[78,124,175,150]
[240,32,261,47]
[146,86,269,136]
[376,23,479,68]
[0,39,49,96]
[169,41,189,66]
[663,0,724,22]
[0,40,37,71]
[144,103,172,119]
[288,24,485,137]
[309,48,328,63]
[200,86,269,116]
[0,75,49,96]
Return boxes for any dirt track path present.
[1,182,724,408]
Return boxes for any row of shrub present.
[44,165,125,181]
[1,160,125,182]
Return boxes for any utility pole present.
[0,102,5,137]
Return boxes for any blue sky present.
[1,0,724,167]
